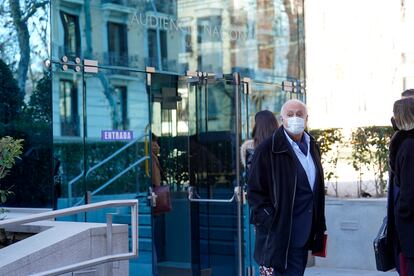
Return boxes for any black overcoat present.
[388,129,414,258]
[247,126,326,272]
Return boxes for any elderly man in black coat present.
[247,99,327,275]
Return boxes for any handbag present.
[152,185,172,215]
[373,216,395,272]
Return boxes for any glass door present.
[147,72,193,276]
[186,72,244,276]
[148,71,248,276]
[148,71,198,276]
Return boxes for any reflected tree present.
[282,0,300,79]
[1,0,49,95]
[0,59,24,125]
[24,72,51,127]
[0,58,53,208]
[82,0,121,129]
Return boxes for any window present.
[114,86,128,129]
[153,0,175,15]
[147,29,168,69]
[107,22,128,65]
[197,16,222,44]
[258,44,274,69]
[60,12,80,57]
[60,80,79,136]
[185,31,192,53]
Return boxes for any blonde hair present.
[393,97,414,131]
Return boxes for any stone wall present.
[0,220,129,276]
[315,198,387,270]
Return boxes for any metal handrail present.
[187,186,242,203]
[67,134,148,203]
[85,134,147,179]
[73,156,150,206]
[0,200,138,276]
[68,172,83,204]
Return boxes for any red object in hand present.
[313,234,328,258]
[400,252,409,276]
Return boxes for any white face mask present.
[286,116,305,135]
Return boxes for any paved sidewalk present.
[305,267,397,276]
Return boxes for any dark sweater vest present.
[290,154,318,248]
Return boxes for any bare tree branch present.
[9,0,30,94]
[7,0,48,94]
[21,0,48,23]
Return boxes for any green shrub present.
[0,136,24,211]
[309,128,344,196]
[311,126,393,197]
[350,126,393,196]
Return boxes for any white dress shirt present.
[284,130,317,190]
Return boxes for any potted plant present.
[0,136,24,216]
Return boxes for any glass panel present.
[240,80,255,274]
[51,0,305,81]
[249,81,285,126]
[0,1,52,209]
[53,63,152,274]
[188,75,241,275]
[81,68,150,273]
[148,73,248,276]
[149,73,192,275]
[53,64,84,211]
[0,68,53,208]
[82,68,149,201]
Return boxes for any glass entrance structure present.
[0,0,306,275]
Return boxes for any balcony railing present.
[145,57,177,72]
[104,52,130,67]
[101,0,134,6]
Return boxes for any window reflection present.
[107,22,128,65]
[59,80,79,136]
[147,29,168,70]
[60,12,80,58]
[113,86,128,130]
[50,0,304,81]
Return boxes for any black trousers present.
[275,247,308,276]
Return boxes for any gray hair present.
[393,97,414,131]
[280,99,308,117]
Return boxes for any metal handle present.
[188,186,242,203]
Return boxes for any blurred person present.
[248,99,326,276]
[392,89,414,131]
[240,110,279,176]
[151,133,166,275]
[387,97,414,276]
[151,133,162,187]
[402,89,414,98]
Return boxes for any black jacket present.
[247,127,326,271]
[387,129,414,258]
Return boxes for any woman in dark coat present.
[240,110,279,174]
[387,97,414,276]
